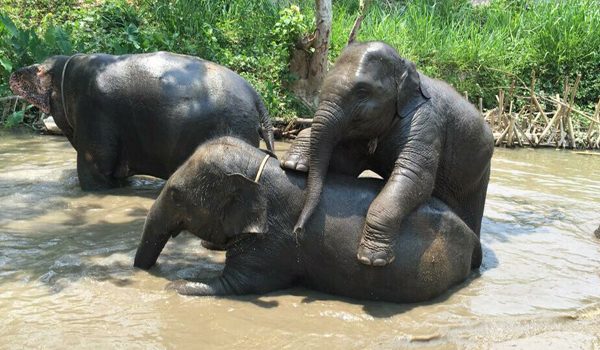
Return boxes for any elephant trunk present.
[134,195,174,270]
[294,101,343,235]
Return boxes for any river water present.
[0,131,599,349]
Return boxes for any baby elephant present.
[10,52,274,190]
[134,137,479,303]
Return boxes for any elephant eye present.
[355,84,371,98]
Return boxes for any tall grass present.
[1,0,599,125]
[330,0,600,110]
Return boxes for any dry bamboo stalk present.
[588,97,600,148]
[568,74,582,106]
[507,102,515,146]
[495,124,511,146]
[537,102,563,145]
[564,74,581,148]
[508,80,516,103]
[514,122,532,146]
[555,93,567,148]
[529,71,549,124]
[558,113,566,148]
[563,76,570,101]
[543,96,597,124]
[495,89,504,129]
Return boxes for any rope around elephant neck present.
[60,54,84,123]
[254,153,271,183]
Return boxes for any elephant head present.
[294,42,430,234]
[9,55,74,140]
[9,56,68,114]
[134,138,269,270]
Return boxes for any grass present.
[1,0,599,128]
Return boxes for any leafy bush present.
[1,0,599,129]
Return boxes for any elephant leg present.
[76,150,120,191]
[281,128,312,172]
[358,120,443,266]
[167,264,292,296]
[282,128,369,176]
[166,277,235,296]
[168,249,294,296]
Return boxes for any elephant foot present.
[281,128,311,172]
[166,278,230,296]
[165,280,199,295]
[357,235,395,267]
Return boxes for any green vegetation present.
[1,0,599,128]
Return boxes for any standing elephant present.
[10,52,274,190]
[282,41,494,267]
[133,137,479,303]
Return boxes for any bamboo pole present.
[530,72,549,124]
[543,96,597,124]
[565,74,581,148]
[507,101,515,147]
[495,124,511,146]
[588,97,600,148]
[537,101,563,145]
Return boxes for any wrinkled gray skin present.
[282,42,493,267]
[134,137,479,303]
[10,52,274,190]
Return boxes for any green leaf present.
[5,110,25,128]
[0,14,19,37]
[0,57,13,72]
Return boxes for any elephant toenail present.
[372,258,387,266]
[357,254,372,265]
[296,164,308,172]
[283,160,295,169]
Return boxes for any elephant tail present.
[256,98,275,152]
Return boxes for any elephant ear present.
[396,59,430,118]
[222,173,268,237]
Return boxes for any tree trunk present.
[289,0,332,109]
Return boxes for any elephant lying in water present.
[10,52,274,190]
[134,137,479,303]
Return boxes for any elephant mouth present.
[225,233,256,249]
[9,68,51,114]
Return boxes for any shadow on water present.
[0,217,146,289]
[137,236,494,316]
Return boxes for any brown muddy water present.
[1,131,599,349]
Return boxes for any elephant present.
[133,137,480,303]
[10,52,274,190]
[282,41,494,267]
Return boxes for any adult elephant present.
[134,137,479,303]
[10,52,274,190]
[282,41,494,267]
